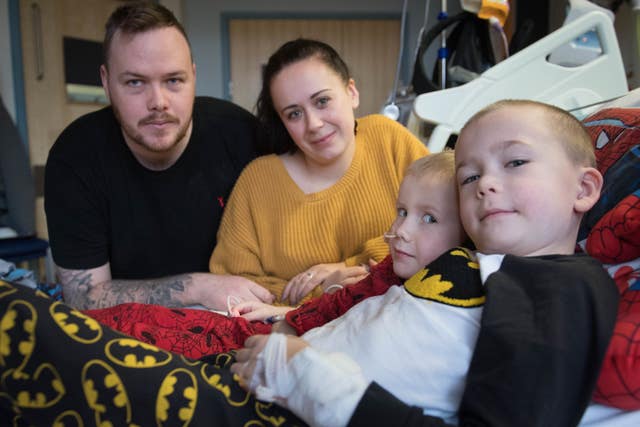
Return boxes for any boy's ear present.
[574,167,603,213]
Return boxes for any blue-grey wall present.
[2,0,460,118]
[183,0,459,98]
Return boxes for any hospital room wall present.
[183,0,640,98]
[2,0,637,120]
[0,0,180,122]
[183,0,452,99]
[604,2,638,88]
[0,0,450,125]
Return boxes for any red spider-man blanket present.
[84,255,399,360]
[579,107,640,410]
[84,304,271,359]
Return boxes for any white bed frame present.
[410,9,629,152]
[410,7,640,423]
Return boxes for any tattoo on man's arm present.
[108,275,189,307]
[59,270,192,310]
[58,269,98,309]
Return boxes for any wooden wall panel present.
[229,18,400,117]
[19,0,121,238]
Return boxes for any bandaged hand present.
[231,333,308,402]
[230,333,369,427]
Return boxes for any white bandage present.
[250,333,292,403]
[247,333,369,427]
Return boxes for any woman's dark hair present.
[103,1,191,68]
[255,38,351,155]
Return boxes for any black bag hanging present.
[411,11,497,94]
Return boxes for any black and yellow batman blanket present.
[0,280,305,426]
[2,249,617,427]
[0,248,483,426]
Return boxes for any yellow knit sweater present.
[209,114,428,302]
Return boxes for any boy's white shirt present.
[475,253,505,281]
[250,252,506,427]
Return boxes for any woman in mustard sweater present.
[209,39,428,305]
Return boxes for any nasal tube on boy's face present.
[384,232,398,243]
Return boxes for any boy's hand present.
[271,319,297,335]
[230,301,292,323]
[231,334,309,391]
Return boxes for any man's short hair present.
[103,1,191,67]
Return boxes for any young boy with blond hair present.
[240,150,467,334]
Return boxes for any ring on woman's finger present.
[306,272,314,279]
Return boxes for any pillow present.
[586,191,640,264]
[580,107,640,409]
[592,260,640,409]
[579,107,640,251]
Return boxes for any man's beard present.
[113,104,191,154]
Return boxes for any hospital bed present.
[410,6,628,152]
[407,3,640,425]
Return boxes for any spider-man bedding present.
[578,107,640,410]
[83,106,640,415]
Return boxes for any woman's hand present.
[230,300,292,323]
[320,261,376,293]
[282,262,345,305]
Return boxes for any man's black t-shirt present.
[45,96,258,279]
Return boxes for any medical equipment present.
[380,0,409,121]
[410,5,504,96]
[411,6,629,152]
[383,232,398,242]
[438,0,449,89]
[461,0,509,26]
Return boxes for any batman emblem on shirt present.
[50,301,103,344]
[404,247,485,307]
[105,338,172,368]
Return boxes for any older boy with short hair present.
[234,100,619,427]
